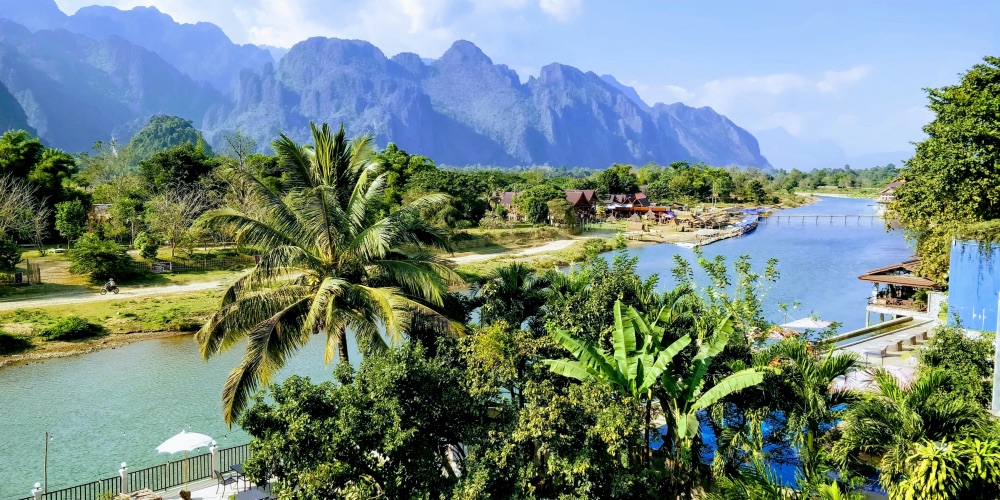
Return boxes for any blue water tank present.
[948,240,1000,332]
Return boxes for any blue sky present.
[52,0,1000,167]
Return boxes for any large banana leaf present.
[643,334,691,392]
[545,359,596,382]
[693,368,764,412]
[613,302,638,374]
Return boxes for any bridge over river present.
[763,213,883,225]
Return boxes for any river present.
[0,196,910,498]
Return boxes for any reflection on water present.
[620,197,911,331]
[0,197,908,498]
[0,333,358,498]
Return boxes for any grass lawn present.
[0,289,220,338]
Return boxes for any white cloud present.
[538,0,581,22]
[817,66,870,93]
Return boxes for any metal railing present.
[18,443,252,499]
[127,452,212,492]
[16,476,121,500]
[217,444,250,474]
[868,296,927,312]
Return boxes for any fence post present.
[32,482,42,500]
[120,462,128,494]
[210,442,218,475]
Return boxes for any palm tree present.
[196,123,462,424]
[760,339,860,484]
[833,368,987,489]
[474,262,550,328]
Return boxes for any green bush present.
[68,233,140,282]
[0,330,31,355]
[0,235,21,271]
[134,231,160,260]
[38,316,105,341]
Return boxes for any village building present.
[877,178,905,206]
[857,258,944,326]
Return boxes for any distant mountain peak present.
[438,40,493,66]
[600,74,649,110]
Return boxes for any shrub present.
[38,316,105,341]
[0,235,21,271]
[134,231,160,260]
[0,330,31,355]
[68,233,139,282]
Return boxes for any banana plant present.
[659,313,765,471]
[545,299,694,461]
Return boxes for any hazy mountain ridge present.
[0,1,771,168]
[210,38,771,167]
[0,0,273,93]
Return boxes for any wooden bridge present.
[762,214,882,225]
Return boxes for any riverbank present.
[795,189,878,199]
[0,329,191,369]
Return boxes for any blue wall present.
[948,240,1000,332]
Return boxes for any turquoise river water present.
[0,196,910,498]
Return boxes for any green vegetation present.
[889,56,1000,283]
[0,290,220,340]
[37,316,105,341]
[0,330,30,355]
[195,123,460,425]
[67,233,139,282]
[128,115,213,162]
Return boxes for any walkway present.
[139,477,271,500]
[836,319,936,367]
[448,239,582,264]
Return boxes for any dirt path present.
[0,281,226,311]
[448,239,583,264]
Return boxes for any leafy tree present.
[241,343,481,498]
[27,149,76,203]
[547,198,577,229]
[889,57,1000,282]
[67,232,138,282]
[918,325,994,408]
[106,197,144,244]
[597,163,640,195]
[0,235,21,271]
[128,115,213,162]
[195,123,461,425]
[138,142,215,193]
[456,379,648,499]
[514,184,563,224]
[54,199,88,247]
[375,143,435,210]
[834,368,987,489]
[0,130,44,179]
[145,189,208,258]
[133,231,160,260]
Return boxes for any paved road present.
[0,281,225,311]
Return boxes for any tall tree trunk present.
[645,392,652,467]
[337,329,350,362]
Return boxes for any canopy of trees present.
[890,56,1000,283]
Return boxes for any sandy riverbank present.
[0,330,192,369]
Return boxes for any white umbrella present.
[156,431,215,492]
[780,317,833,330]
